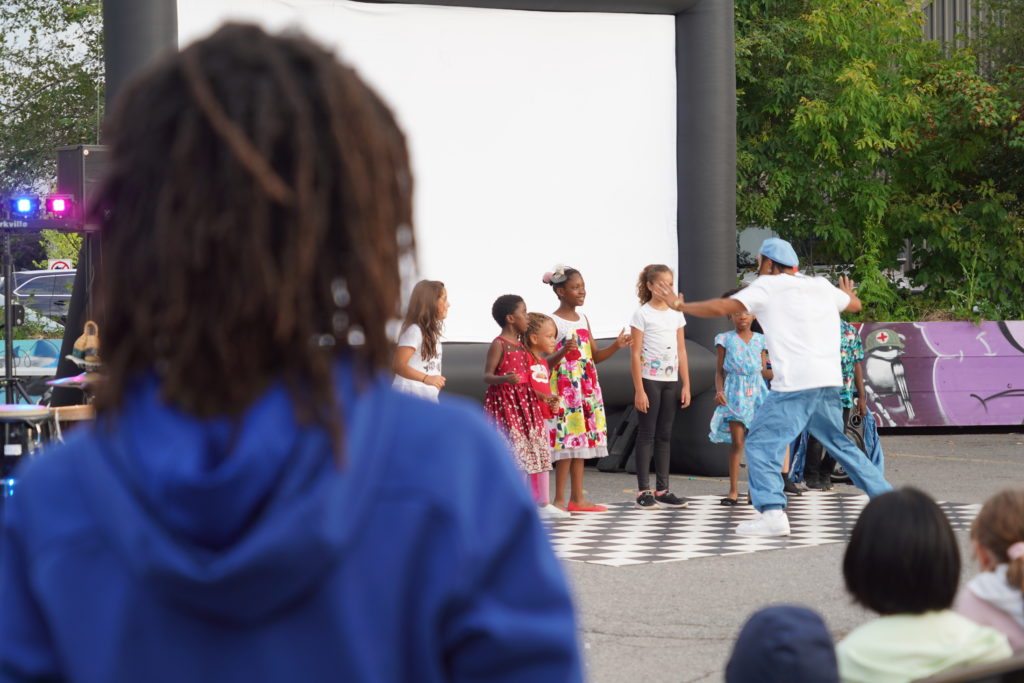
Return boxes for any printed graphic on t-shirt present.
[531,362,550,385]
[423,356,441,376]
[642,352,677,379]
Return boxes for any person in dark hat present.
[659,238,892,537]
[726,605,839,683]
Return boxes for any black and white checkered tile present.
[547,491,980,567]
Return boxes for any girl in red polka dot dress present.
[483,295,551,480]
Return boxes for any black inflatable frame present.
[100,0,736,474]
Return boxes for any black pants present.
[636,378,678,492]
[805,406,851,478]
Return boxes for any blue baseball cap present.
[759,237,799,268]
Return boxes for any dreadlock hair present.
[523,312,554,350]
[91,24,414,455]
[972,490,1024,592]
[491,294,524,327]
[401,280,445,362]
[636,264,672,304]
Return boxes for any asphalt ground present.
[561,431,1024,682]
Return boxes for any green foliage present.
[33,230,80,268]
[0,0,103,191]
[1,1,101,269]
[736,0,1024,321]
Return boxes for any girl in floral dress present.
[544,266,630,512]
[709,288,770,505]
[483,295,551,480]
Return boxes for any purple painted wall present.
[859,321,1024,428]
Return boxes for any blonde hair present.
[523,312,554,351]
[636,264,672,304]
[972,490,1024,591]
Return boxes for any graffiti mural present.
[859,322,1024,427]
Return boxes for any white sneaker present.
[539,504,571,521]
[735,509,790,537]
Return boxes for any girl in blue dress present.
[709,288,771,505]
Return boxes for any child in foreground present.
[837,488,1010,682]
[956,489,1024,652]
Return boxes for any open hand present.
[615,327,632,348]
[654,282,684,311]
[680,386,691,408]
[838,275,857,298]
[634,391,649,414]
[715,390,728,407]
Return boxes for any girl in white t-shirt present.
[629,264,690,510]
[392,280,448,402]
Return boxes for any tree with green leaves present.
[1,0,99,269]
[736,0,1024,320]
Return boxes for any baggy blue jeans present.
[745,387,893,511]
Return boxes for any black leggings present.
[636,378,678,492]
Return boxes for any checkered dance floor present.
[547,491,981,567]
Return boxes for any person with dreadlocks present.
[0,24,582,682]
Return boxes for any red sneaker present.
[567,502,607,512]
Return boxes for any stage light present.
[45,195,73,215]
[11,196,38,215]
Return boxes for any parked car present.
[0,270,76,323]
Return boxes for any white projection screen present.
[177,1,677,342]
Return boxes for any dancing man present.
[660,238,892,537]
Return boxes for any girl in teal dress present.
[709,295,770,505]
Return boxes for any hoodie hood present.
[969,565,1024,629]
[75,366,391,625]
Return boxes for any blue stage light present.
[9,196,39,216]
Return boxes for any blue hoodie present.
[0,367,581,682]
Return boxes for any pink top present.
[956,588,1024,653]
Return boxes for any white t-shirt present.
[731,273,850,392]
[629,303,686,382]
[392,324,442,402]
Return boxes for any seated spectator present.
[0,24,581,683]
[956,490,1024,652]
[726,605,839,683]
[837,488,1011,682]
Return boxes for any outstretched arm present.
[653,282,746,318]
[591,326,630,364]
[678,297,746,318]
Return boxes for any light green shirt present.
[837,610,1011,683]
